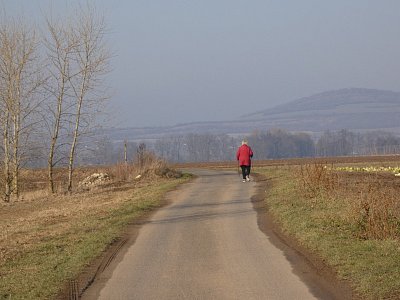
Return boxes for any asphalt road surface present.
[82,169,336,300]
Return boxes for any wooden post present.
[124,140,128,164]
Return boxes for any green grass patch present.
[0,177,190,300]
[256,166,400,299]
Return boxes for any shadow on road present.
[147,208,254,225]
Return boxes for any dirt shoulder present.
[251,173,356,300]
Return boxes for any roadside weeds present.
[255,165,400,300]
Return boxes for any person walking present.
[236,139,253,182]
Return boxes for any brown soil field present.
[6,154,400,197]
[339,170,400,191]
[173,154,400,169]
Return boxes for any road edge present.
[56,176,196,300]
[251,172,358,300]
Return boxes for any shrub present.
[108,162,136,181]
[350,178,399,240]
[298,163,338,200]
[131,149,182,179]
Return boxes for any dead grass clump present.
[349,177,400,240]
[108,162,136,181]
[108,151,182,181]
[298,163,339,201]
[134,151,182,179]
[134,150,158,172]
[154,166,183,179]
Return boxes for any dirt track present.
[80,169,353,299]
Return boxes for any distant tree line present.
[75,133,237,165]
[13,127,400,171]
[73,128,400,166]
[315,129,400,156]
[247,129,315,159]
[251,129,400,158]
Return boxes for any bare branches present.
[0,3,111,199]
[43,4,110,193]
[0,16,42,201]
[44,14,78,193]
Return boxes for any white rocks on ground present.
[78,173,110,189]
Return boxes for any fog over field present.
[4,1,400,128]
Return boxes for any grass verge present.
[256,166,400,299]
[0,175,191,300]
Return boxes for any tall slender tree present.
[42,4,110,194]
[66,5,110,192]
[0,17,42,201]
[43,16,77,194]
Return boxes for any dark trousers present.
[240,165,251,179]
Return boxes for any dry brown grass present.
[0,157,188,299]
[108,162,136,181]
[0,155,183,269]
[16,166,107,197]
[347,176,400,240]
[133,151,182,179]
[297,163,339,200]
[0,178,154,266]
[297,162,400,240]
[0,151,181,204]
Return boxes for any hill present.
[243,88,400,132]
[105,88,400,141]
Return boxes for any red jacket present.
[236,144,253,166]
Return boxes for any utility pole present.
[124,140,128,164]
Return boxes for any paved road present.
[83,169,319,299]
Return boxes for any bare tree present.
[155,136,185,163]
[0,17,42,201]
[136,143,147,171]
[114,140,136,163]
[66,5,110,192]
[43,16,78,194]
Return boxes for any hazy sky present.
[3,1,400,127]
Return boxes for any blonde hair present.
[241,139,248,145]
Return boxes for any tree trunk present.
[64,6,109,192]
[3,112,11,202]
[67,76,86,193]
[12,110,20,199]
[67,102,82,193]
[48,141,55,194]
[48,88,65,194]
